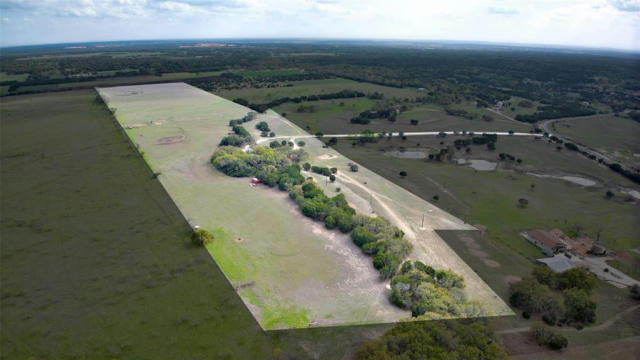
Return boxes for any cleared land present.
[98,83,405,330]
[99,82,511,330]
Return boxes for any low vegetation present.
[356,320,507,360]
[532,322,569,350]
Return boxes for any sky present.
[0,0,639,50]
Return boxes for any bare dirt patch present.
[157,135,186,145]
[483,259,501,268]
[470,249,489,258]
[317,154,338,160]
[504,275,521,284]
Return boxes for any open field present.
[332,138,640,254]
[99,82,512,329]
[551,114,640,166]
[0,90,274,359]
[274,100,534,135]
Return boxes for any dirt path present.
[486,108,519,123]
[337,171,417,239]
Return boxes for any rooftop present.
[537,255,576,273]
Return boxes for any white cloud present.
[0,0,638,50]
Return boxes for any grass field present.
[274,100,534,135]
[333,138,640,253]
[551,114,640,166]
[98,83,418,330]
[0,72,29,82]
[0,90,274,359]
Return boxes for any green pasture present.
[334,138,640,254]
[552,114,640,164]
[215,78,424,104]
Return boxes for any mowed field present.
[98,83,409,330]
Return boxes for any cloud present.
[608,0,640,12]
[487,6,519,16]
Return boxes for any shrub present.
[532,323,568,350]
[255,121,270,132]
[563,288,596,325]
[191,229,215,246]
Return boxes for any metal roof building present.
[536,255,576,273]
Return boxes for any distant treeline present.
[515,102,596,123]
[232,89,366,113]
[2,42,638,111]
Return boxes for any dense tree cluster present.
[390,261,480,318]
[211,145,307,180]
[289,181,356,232]
[350,216,412,279]
[356,320,507,360]
[350,104,400,124]
[310,165,332,176]
[510,266,597,327]
[515,102,596,123]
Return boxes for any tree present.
[191,229,215,246]
[297,140,305,147]
[356,320,507,360]
[255,121,270,132]
[399,171,407,178]
[350,164,359,172]
[556,268,596,293]
[303,162,311,171]
[605,190,614,198]
[329,174,336,182]
[518,198,529,208]
[563,288,596,325]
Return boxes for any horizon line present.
[2,37,640,54]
